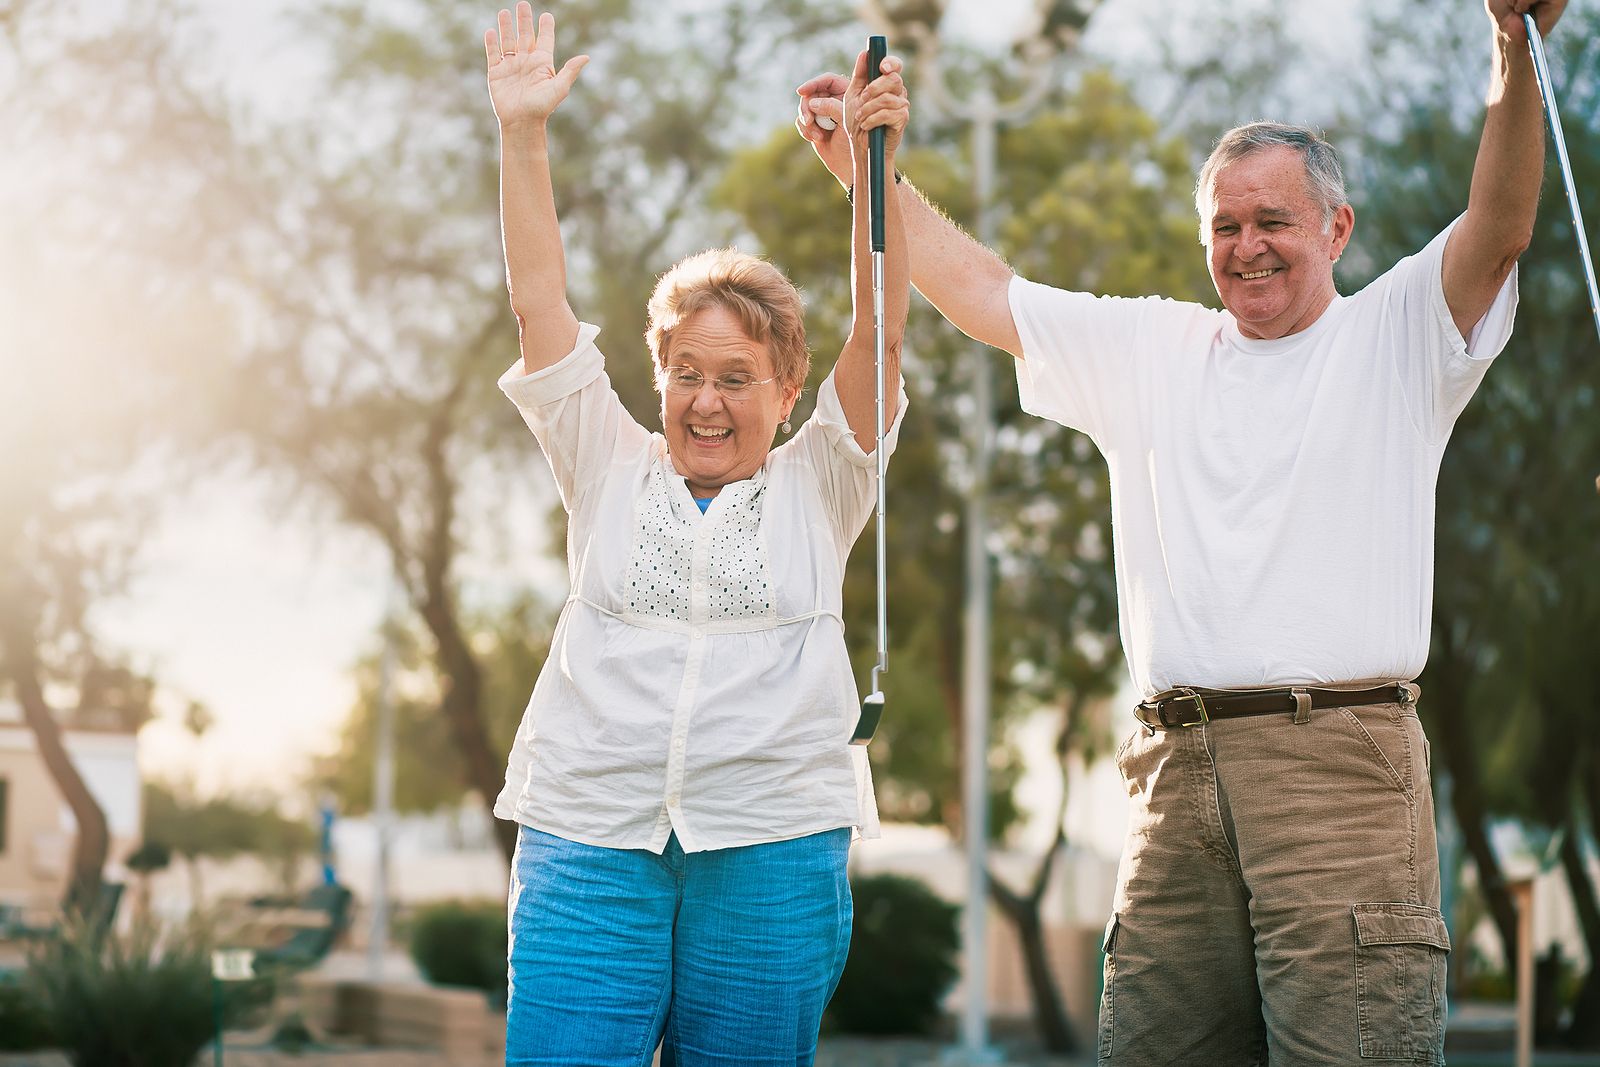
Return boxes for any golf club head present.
[850,691,885,746]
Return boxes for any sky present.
[100,481,403,795]
[8,0,1450,840]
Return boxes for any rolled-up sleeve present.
[498,322,651,512]
[786,370,909,545]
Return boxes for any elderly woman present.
[482,5,909,1064]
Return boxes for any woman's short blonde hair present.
[645,248,810,390]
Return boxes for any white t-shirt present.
[1010,221,1517,698]
[495,323,905,853]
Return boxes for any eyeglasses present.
[658,366,778,399]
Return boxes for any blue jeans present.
[505,825,853,1066]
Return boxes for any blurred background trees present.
[1335,4,1600,1044]
[1,0,226,918]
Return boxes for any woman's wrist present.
[844,167,903,204]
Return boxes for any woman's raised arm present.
[833,50,909,451]
[486,4,589,374]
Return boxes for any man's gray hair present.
[1195,122,1348,243]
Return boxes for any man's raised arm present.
[796,74,1024,360]
[1443,0,1567,339]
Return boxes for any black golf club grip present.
[868,35,887,253]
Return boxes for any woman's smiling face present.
[659,305,798,498]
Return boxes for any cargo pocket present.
[1098,913,1119,1061]
[1353,902,1450,1063]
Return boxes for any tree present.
[0,0,221,916]
[143,782,317,906]
[720,63,1213,1050]
[1338,4,1600,1043]
[57,0,857,866]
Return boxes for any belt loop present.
[1397,681,1419,705]
[1291,687,1311,724]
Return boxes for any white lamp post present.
[367,580,399,983]
[857,1,1082,1060]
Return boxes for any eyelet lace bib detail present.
[623,460,772,624]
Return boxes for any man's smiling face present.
[1204,146,1355,340]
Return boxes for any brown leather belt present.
[1135,682,1416,730]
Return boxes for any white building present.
[0,700,142,923]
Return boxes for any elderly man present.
[797,1,1563,1062]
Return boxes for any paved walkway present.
[0,1039,1088,1067]
[8,1039,1600,1066]
[6,1002,1600,1067]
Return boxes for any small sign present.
[211,949,256,981]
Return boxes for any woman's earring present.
[781,418,793,434]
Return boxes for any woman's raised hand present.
[485,4,589,132]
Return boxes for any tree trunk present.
[1425,649,1518,968]
[2,636,111,917]
[981,699,1090,1054]
[988,855,1078,1054]
[418,583,512,861]
[418,401,517,864]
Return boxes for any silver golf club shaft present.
[1524,12,1600,345]
[873,250,887,696]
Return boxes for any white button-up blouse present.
[494,323,907,853]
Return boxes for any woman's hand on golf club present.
[485,4,589,134]
[795,73,852,191]
[1485,0,1565,42]
[845,50,908,163]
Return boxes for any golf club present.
[1523,11,1600,346]
[852,34,890,746]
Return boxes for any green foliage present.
[1335,6,1600,1038]
[126,840,172,874]
[1344,4,1600,834]
[407,899,507,1007]
[143,782,315,871]
[0,974,56,1051]
[23,916,250,1067]
[826,873,959,1035]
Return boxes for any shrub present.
[24,916,257,1067]
[0,972,56,1050]
[408,899,506,1007]
[827,872,960,1035]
